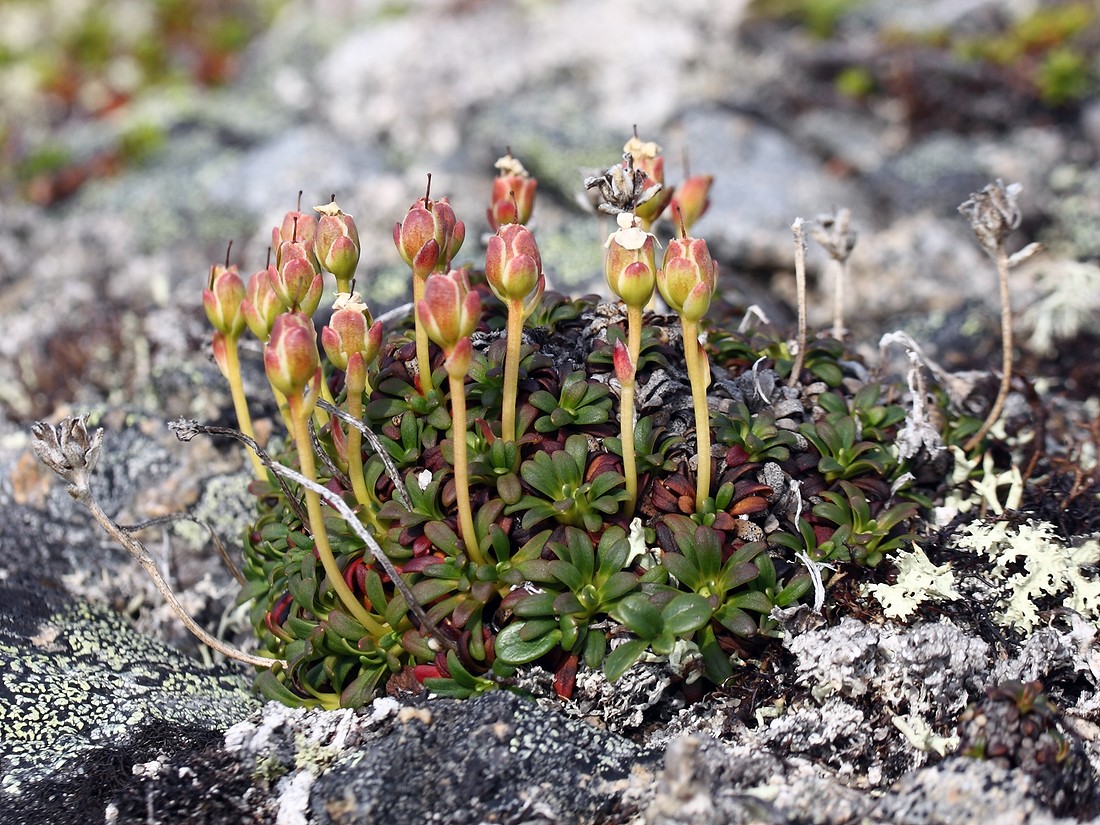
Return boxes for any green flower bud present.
[605,213,658,310]
[203,264,246,338]
[658,236,717,322]
[313,200,360,286]
[264,312,320,398]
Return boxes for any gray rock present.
[0,583,258,821]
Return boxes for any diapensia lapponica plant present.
[198,136,994,709]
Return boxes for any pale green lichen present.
[0,597,259,796]
[954,520,1100,634]
[864,544,961,620]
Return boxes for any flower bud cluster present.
[418,269,481,378]
[322,292,383,393]
[264,311,321,399]
[659,236,718,322]
[485,223,544,308]
[487,153,537,230]
[393,196,465,278]
[313,200,361,289]
[605,212,658,309]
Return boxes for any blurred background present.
[0,0,1098,424]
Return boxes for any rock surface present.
[1,0,1099,823]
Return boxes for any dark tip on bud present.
[424,173,433,205]
[632,124,638,139]
[330,193,336,203]
[350,277,356,293]
[224,240,233,269]
[296,190,303,211]
[506,144,512,157]
[673,204,686,240]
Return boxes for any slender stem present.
[289,398,388,637]
[413,273,433,395]
[222,336,266,480]
[682,318,711,512]
[626,305,643,375]
[448,373,484,566]
[788,219,808,389]
[831,258,847,340]
[620,378,637,518]
[344,390,372,509]
[622,304,646,516]
[501,299,524,442]
[965,245,1013,452]
[78,494,283,669]
[170,419,452,651]
[317,399,411,510]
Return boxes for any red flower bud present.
[670,174,713,234]
[487,154,537,230]
[264,312,320,397]
[612,338,635,386]
[624,135,664,183]
[605,213,657,309]
[321,294,382,372]
[274,241,321,311]
[444,335,473,380]
[203,265,246,337]
[418,269,481,355]
[211,331,231,378]
[624,135,673,227]
[272,209,316,257]
[485,223,542,304]
[658,236,718,322]
[242,265,286,341]
[393,195,465,273]
[313,201,360,286]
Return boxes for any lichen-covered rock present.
[0,583,258,822]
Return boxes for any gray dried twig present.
[31,416,282,669]
[170,418,453,652]
[811,207,857,339]
[957,180,1043,451]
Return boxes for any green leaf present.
[494,622,563,664]
[496,472,523,504]
[325,611,368,641]
[549,560,584,592]
[599,570,640,603]
[661,553,700,588]
[254,670,310,707]
[727,590,773,614]
[603,639,649,681]
[513,590,558,618]
[582,628,607,669]
[661,593,713,635]
[613,594,662,639]
[424,521,461,556]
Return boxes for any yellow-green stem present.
[289,400,388,636]
[965,245,1013,452]
[222,335,266,480]
[413,274,433,395]
[620,378,637,518]
[313,378,336,440]
[682,318,712,512]
[447,373,484,566]
[622,304,645,516]
[345,391,372,509]
[626,305,643,377]
[501,300,524,442]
